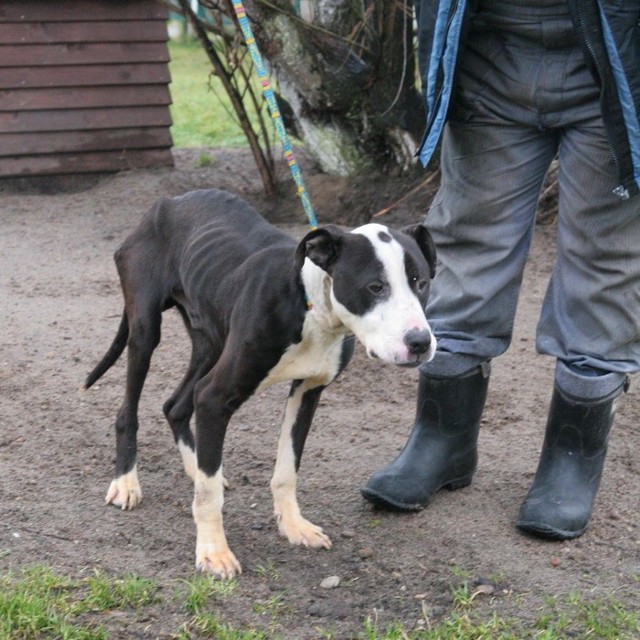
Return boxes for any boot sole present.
[360,475,473,512]
[516,520,587,541]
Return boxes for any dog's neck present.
[300,260,345,332]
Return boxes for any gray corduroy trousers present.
[420,15,640,399]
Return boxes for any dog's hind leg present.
[163,327,219,481]
[271,380,332,549]
[106,302,162,510]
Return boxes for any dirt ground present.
[1,148,638,638]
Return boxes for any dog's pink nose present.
[403,328,432,355]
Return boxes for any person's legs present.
[536,119,640,376]
[518,118,640,538]
[422,121,558,373]
[517,365,628,539]
[362,13,639,518]
[361,115,557,509]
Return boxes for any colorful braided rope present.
[233,1,318,229]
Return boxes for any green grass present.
[1,564,638,639]
[360,592,640,640]
[178,572,237,615]
[174,573,271,639]
[168,39,260,148]
[0,566,159,639]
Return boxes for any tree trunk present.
[243,0,424,177]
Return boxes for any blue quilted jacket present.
[415,0,640,200]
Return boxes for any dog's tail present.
[84,312,129,389]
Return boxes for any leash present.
[232,1,319,229]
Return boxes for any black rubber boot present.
[517,380,627,540]
[361,364,490,511]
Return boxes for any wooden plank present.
[0,1,175,178]
[0,20,169,45]
[0,42,170,67]
[0,1,168,23]
[0,63,172,89]
[0,106,173,133]
[0,148,175,177]
[0,85,172,111]
[0,127,173,156]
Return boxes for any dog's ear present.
[295,225,344,273]
[402,223,437,279]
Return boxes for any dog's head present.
[296,222,437,367]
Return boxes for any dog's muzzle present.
[396,327,435,367]
[368,328,436,367]
[404,328,433,357]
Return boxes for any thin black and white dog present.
[86,188,437,578]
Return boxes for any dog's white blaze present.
[193,467,241,578]
[346,224,434,364]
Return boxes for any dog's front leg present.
[193,467,240,578]
[271,381,331,549]
[192,373,243,579]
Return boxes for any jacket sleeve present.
[415,0,469,167]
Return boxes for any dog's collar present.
[305,292,314,310]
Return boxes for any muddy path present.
[1,148,638,638]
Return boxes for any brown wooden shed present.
[0,0,174,177]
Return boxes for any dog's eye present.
[368,281,386,295]
[410,275,428,293]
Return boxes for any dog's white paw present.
[276,514,332,549]
[195,544,242,579]
[105,468,142,510]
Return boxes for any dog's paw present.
[276,514,332,549]
[105,468,142,510]
[195,544,242,580]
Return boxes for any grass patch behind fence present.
[1,564,638,639]
[168,39,260,148]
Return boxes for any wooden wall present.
[0,0,174,177]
